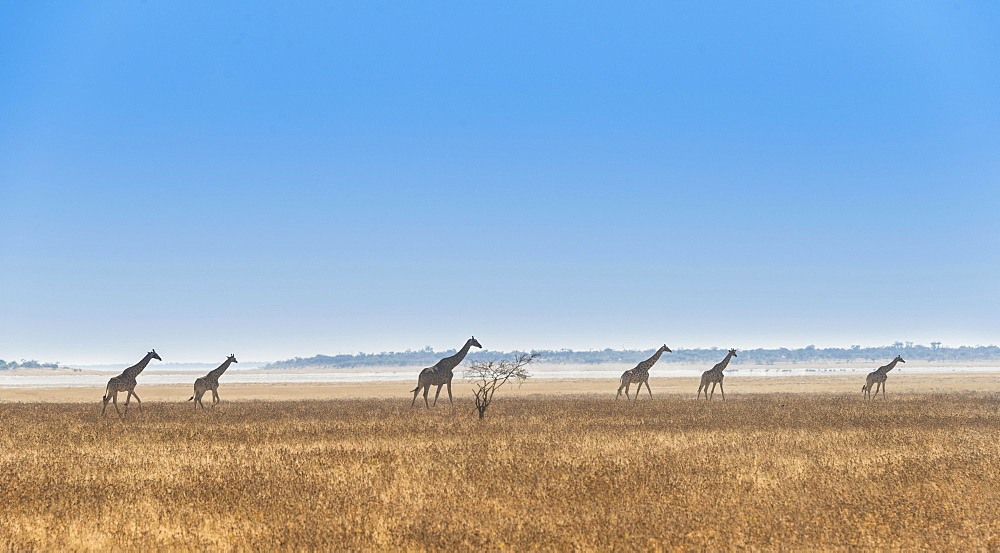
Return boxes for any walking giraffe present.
[862,355,905,399]
[697,348,737,400]
[411,336,482,408]
[101,350,162,416]
[188,354,238,409]
[616,344,672,401]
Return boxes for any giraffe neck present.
[713,351,735,373]
[122,352,155,379]
[439,340,475,371]
[879,358,900,374]
[638,347,668,372]
[206,358,235,381]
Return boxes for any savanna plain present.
[2,377,1000,550]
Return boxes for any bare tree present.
[464,353,538,420]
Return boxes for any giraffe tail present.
[188,396,194,401]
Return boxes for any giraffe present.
[616,344,672,401]
[862,355,905,399]
[410,336,482,408]
[697,348,737,400]
[101,350,162,416]
[188,354,238,409]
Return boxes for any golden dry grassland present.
[2,393,1000,550]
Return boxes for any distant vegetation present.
[261,343,1000,370]
[0,359,59,371]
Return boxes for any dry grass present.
[2,394,1000,550]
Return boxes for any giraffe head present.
[150,349,162,361]
[895,355,905,364]
[229,353,239,364]
[661,344,672,353]
[729,348,738,357]
[470,336,483,349]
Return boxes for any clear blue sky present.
[2,1,998,364]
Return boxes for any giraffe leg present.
[422,385,431,408]
[130,390,143,412]
[446,381,453,406]
[873,382,880,399]
[101,392,111,416]
[212,388,220,407]
[697,383,703,400]
[880,381,886,399]
[433,384,444,407]
[411,386,420,407]
[112,393,122,417]
[644,380,653,399]
[616,380,627,401]
[709,382,717,400]
[719,381,725,401]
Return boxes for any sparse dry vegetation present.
[466,352,537,419]
[2,394,1000,549]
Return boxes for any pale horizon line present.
[7,340,998,368]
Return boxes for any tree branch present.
[464,353,538,419]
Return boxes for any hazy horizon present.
[3,2,998,366]
[6,339,999,367]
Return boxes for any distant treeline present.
[0,359,59,370]
[261,343,1000,370]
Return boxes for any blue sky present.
[2,1,998,364]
